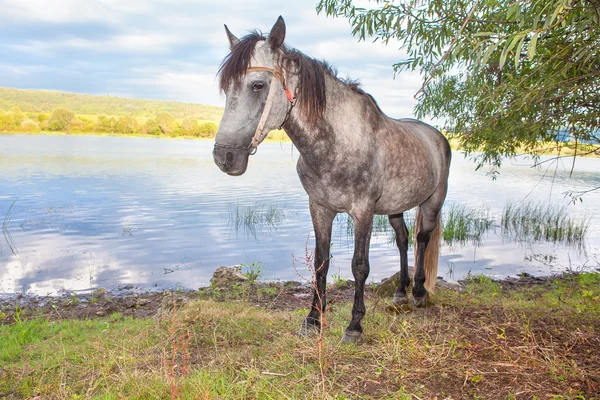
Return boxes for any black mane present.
[218,31,384,126]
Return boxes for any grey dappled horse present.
[213,16,451,342]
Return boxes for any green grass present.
[225,202,285,237]
[339,204,493,247]
[502,201,591,247]
[240,262,263,283]
[2,199,18,256]
[339,213,414,245]
[337,201,590,249]
[442,203,493,246]
[1,272,598,398]
[0,316,160,398]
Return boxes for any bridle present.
[214,57,297,155]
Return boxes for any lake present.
[1,134,599,295]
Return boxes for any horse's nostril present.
[226,152,234,163]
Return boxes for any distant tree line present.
[0,88,224,121]
[0,107,219,138]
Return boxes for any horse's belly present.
[374,176,436,214]
[374,193,422,215]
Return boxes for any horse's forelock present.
[218,31,266,92]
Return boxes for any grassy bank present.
[0,129,291,143]
[447,137,600,158]
[1,272,599,399]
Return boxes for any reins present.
[214,58,296,155]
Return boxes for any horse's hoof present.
[341,330,362,343]
[392,293,409,307]
[412,294,428,308]
[298,319,320,337]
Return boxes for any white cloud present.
[0,63,47,75]
[123,65,221,104]
[0,0,120,24]
[342,65,422,119]
[10,33,194,55]
[305,37,406,64]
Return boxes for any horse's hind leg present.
[413,183,446,308]
[343,209,374,343]
[298,201,336,336]
[389,213,410,306]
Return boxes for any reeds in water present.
[442,203,493,246]
[502,201,590,247]
[226,202,285,237]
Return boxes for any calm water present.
[1,134,599,295]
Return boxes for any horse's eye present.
[252,82,265,91]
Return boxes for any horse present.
[213,16,451,342]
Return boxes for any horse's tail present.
[414,207,442,294]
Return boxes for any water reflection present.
[0,134,598,295]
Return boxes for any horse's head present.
[213,16,293,176]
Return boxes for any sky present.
[0,0,423,119]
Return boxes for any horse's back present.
[388,118,451,175]
[394,118,451,163]
[373,117,451,214]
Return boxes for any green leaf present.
[545,4,563,29]
[481,42,498,66]
[507,4,519,20]
[500,33,523,69]
[515,34,527,69]
[528,32,538,61]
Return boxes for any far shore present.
[0,130,290,143]
[2,130,599,158]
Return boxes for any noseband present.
[214,60,297,155]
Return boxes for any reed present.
[442,203,493,246]
[225,202,285,237]
[502,201,590,247]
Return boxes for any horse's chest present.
[296,159,378,211]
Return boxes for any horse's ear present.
[267,16,286,50]
[224,24,240,49]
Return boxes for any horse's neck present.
[283,76,362,163]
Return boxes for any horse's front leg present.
[298,201,336,336]
[342,209,374,343]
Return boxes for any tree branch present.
[415,0,480,98]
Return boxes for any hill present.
[0,87,223,121]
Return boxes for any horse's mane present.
[218,31,385,126]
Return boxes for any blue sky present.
[0,0,423,118]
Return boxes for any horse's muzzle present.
[213,145,250,176]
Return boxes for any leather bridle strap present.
[246,65,296,153]
[248,71,280,151]
[214,64,296,155]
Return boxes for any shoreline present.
[2,131,599,158]
[1,270,595,324]
[0,130,291,143]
